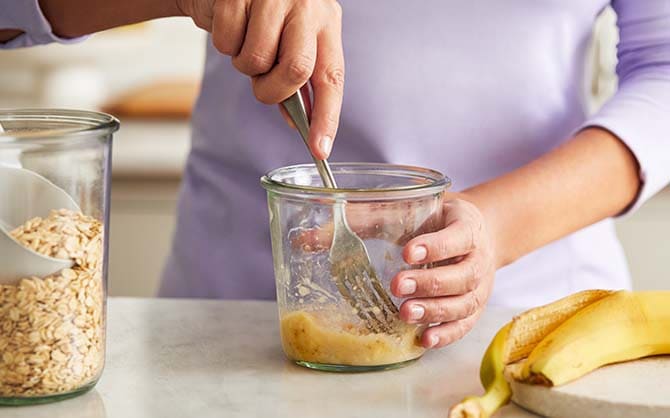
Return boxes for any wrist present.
[172,0,189,17]
[39,0,186,38]
[453,190,509,270]
[148,0,186,18]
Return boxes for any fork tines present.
[332,255,399,334]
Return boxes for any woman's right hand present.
[177,0,344,159]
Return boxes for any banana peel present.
[448,289,615,418]
[504,289,613,364]
[519,290,670,386]
[449,323,512,418]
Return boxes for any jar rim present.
[0,109,119,145]
[261,163,451,199]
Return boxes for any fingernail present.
[319,135,333,157]
[411,245,427,262]
[427,334,440,348]
[398,278,417,296]
[409,304,425,321]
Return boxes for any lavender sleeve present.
[582,0,670,213]
[0,0,83,48]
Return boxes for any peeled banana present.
[519,290,670,386]
[449,289,670,417]
[448,289,612,418]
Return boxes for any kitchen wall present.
[0,19,205,108]
[1,10,668,296]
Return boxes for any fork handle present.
[281,90,338,189]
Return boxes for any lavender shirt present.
[4,0,670,307]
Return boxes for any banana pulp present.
[280,310,425,366]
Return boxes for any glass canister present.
[261,163,450,372]
[0,109,117,404]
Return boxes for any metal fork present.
[281,90,398,334]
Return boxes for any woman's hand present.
[391,198,497,349]
[178,0,344,159]
[288,195,497,349]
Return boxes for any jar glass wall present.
[261,163,450,372]
[0,110,117,404]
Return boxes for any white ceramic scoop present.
[0,164,80,285]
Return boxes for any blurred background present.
[0,9,667,297]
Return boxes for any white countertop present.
[1,298,537,418]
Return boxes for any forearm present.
[463,128,640,268]
[38,0,184,38]
[0,29,22,42]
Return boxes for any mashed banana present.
[280,310,425,366]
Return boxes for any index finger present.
[404,219,479,265]
[307,23,345,160]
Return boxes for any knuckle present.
[456,320,469,340]
[239,50,275,75]
[294,0,311,10]
[436,302,451,321]
[466,292,479,316]
[286,55,314,84]
[315,66,345,91]
[474,292,483,311]
[467,221,478,250]
[436,237,449,259]
[426,234,449,261]
[428,274,442,296]
[466,262,481,290]
[211,0,228,19]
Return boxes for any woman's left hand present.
[390,198,497,349]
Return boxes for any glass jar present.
[261,163,450,372]
[0,110,118,405]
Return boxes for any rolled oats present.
[0,209,105,398]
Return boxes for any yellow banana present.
[519,290,670,386]
[449,289,611,418]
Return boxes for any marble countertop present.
[2,298,537,418]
